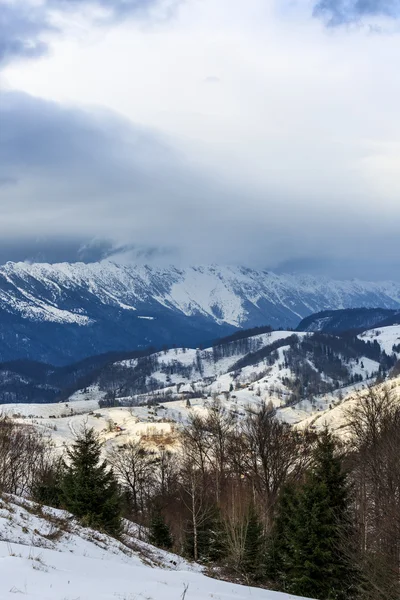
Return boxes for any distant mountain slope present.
[1,261,400,363]
[94,329,392,405]
[3,326,397,406]
[296,308,400,333]
[296,375,400,435]
[0,349,152,404]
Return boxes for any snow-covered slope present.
[3,326,398,452]
[96,327,387,400]
[295,376,400,435]
[358,325,400,357]
[7,328,380,442]
[0,495,311,600]
[2,261,400,327]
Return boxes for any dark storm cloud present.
[274,256,400,282]
[1,87,400,280]
[0,3,52,66]
[313,0,400,25]
[0,237,94,264]
[1,90,399,279]
[0,90,214,248]
[0,90,229,253]
[0,90,173,188]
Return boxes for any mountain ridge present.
[296,307,400,333]
[1,260,400,364]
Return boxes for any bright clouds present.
[0,0,399,278]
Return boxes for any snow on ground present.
[120,331,299,385]
[295,376,400,435]
[0,378,381,452]
[358,325,400,356]
[0,397,100,420]
[0,495,312,600]
[0,326,393,448]
[0,404,177,453]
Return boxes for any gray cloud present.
[1,1,400,281]
[48,0,162,21]
[0,90,234,257]
[0,90,197,210]
[0,91,168,180]
[0,236,168,264]
[0,238,178,265]
[313,0,400,25]
[1,90,400,280]
[204,76,221,84]
[0,0,175,66]
[0,3,52,66]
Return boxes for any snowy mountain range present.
[1,261,400,364]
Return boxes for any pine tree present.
[61,426,122,536]
[288,477,343,598]
[149,510,173,549]
[208,509,227,562]
[270,429,357,599]
[184,507,227,562]
[32,457,65,508]
[266,482,299,588]
[242,505,265,580]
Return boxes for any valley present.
[1,270,400,600]
[2,323,399,451]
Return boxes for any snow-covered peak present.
[1,261,400,327]
[1,260,400,364]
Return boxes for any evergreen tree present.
[288,477,344,598]
[242,504,265,580]
[184,507,227,562]
[61,426,122,536]
[208,509,228,562]
[149,510,173,549]
[270,429,357,599]
[266,483,299,588]
[184,518,211,561]
[32,457,64,508]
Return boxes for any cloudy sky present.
[0,0,399,279]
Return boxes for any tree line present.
[1,386,400,599]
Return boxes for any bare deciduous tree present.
[107,440,155,518]
[0,416,54,496]
[346,385,400,592]
[243,403,313,528]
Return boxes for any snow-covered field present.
[358,324,400,356]
[0,400,178,453]
[0,334,398,599]
[0,495,312,600]
[294,376,400,435]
